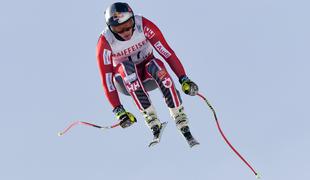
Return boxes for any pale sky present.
[0,0,309,180]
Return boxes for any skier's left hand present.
[179,75,199,96]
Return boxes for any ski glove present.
[113,105,137,128]
[179,75,199,96]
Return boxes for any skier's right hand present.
[113,105,137,128]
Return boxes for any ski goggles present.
[111,18,134,34]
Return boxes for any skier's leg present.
[145,59,199,147]
[144,58,182,108]
[115,61,163,137]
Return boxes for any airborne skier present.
[96,2,199,147]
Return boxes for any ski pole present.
[197,92,260,179]
[58,121,120,136]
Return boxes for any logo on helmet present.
[112,12,124,21]
[128,6,133,13]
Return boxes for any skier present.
[96,2,199,147]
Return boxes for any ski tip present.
[58,132,64,136]
[161,122,168,128]
[148,141,158,147]
[148,138,161,147]
[190,142,200,148]
[255,172,261,179]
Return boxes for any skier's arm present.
[142,17,186,78]
[96,35,122,108]
[142,17,199,96]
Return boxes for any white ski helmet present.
[104,2,134,27]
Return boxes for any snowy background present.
[1,0,309,179]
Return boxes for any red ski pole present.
[58,121,120,136]
[197,92,260,179]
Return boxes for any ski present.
[148,122,168,147]
[186,137,200,148]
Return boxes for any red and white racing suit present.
[96,15,187,115]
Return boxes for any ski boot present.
[169,105,200,148]
[148,122,168,147]
[141,105,167,147]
